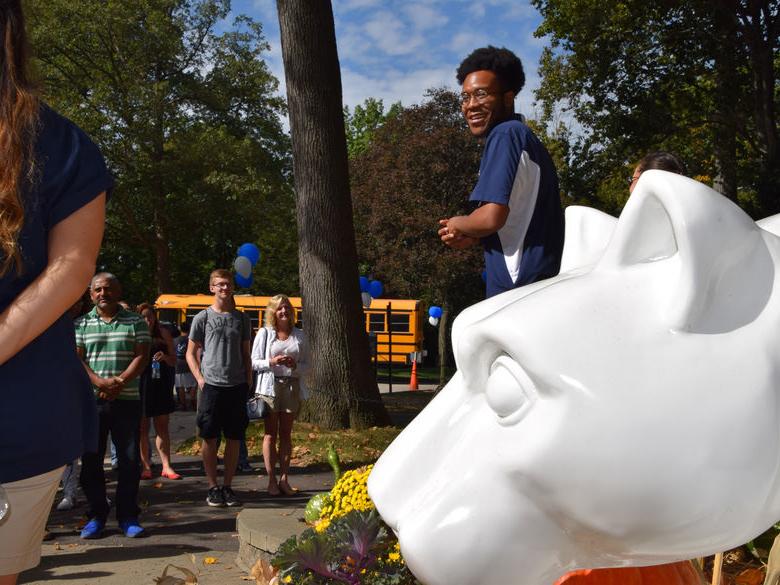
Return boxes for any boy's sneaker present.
[206,486,225,507]
[80,518,105,539]
[118,519,145,538]
[222,486,242,507]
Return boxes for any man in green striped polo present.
[75,273,150,539]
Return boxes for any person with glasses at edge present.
[0,1,111,580]
[629,151,686,193]
[438,46,564,298]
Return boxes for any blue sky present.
[228,0,548,118]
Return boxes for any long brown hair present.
[0,0,39,276]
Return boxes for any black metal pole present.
[386,301,392,393]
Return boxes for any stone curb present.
[235,507,308,572]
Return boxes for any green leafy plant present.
[273,510,418,585]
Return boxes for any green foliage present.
[532,0,779,217]
[26,0,296,300]
[344,98,402,159]
[274,510,419,585]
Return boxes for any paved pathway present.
[21,410,333,585]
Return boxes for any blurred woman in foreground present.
[0,2,111,582]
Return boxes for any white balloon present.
[234,256,252,278]
[361,292,373,309]
[428,316,439,326]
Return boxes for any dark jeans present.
[81,399,142,522]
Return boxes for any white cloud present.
[335,0,384,10]
[363,11,424,56]
[340,65,457,111]
[448,31,492,54]
[402,3,448,32]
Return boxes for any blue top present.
[469,115,564,297]
[0,105,113,483]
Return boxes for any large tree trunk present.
[152,73,172,295]
[276,0,390,429]
[742,0,779,215]
[437,302,450,391]
[712,0,738,201]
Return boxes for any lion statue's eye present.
[485,355,537,426]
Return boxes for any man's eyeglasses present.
[459,89,502,106]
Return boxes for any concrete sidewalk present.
[21,410,333,585]
[21,386,436,584]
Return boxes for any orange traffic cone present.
[409,360,418,391]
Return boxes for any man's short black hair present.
[456,46,525,95]
[637,151,686,176]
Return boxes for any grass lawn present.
[176,390,437,470]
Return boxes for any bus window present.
[390,313,410,333]
[157,308,179,325]
[244,309,261,332]
[368,312,385,332]
[186,307,208,324]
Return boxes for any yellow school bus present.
[154,294,423,364]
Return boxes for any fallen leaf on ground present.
[53,543,61,551]
[735,568,764,585]
[153,482,163,489]
[153,564,198,584]
[250,558,279,585]
[308,433,318,439]
[203,557,219,565]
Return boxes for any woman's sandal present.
[140,469,153,480]
[279,482,298,496]
[161,470,182,480]
[267,485,282,497]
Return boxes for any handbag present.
[247,395,267,420]
[247,327,269,420]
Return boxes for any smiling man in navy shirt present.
[439,46,564,298]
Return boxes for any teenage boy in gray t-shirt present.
[186,268,252,508]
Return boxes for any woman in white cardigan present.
[251,294,309,496]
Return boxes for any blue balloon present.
[359,276,370,293]
[235,273,253,288]
[237,243,261,266]
[369,280,383,298]
[428,305,443,319]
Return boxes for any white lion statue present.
[368,170,780,585]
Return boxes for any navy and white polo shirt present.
[469,115,564,298]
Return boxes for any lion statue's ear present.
[559,206,617,273]
[757,212,780,237]
[598,170,775,333]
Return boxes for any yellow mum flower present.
[319,465,375,522]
